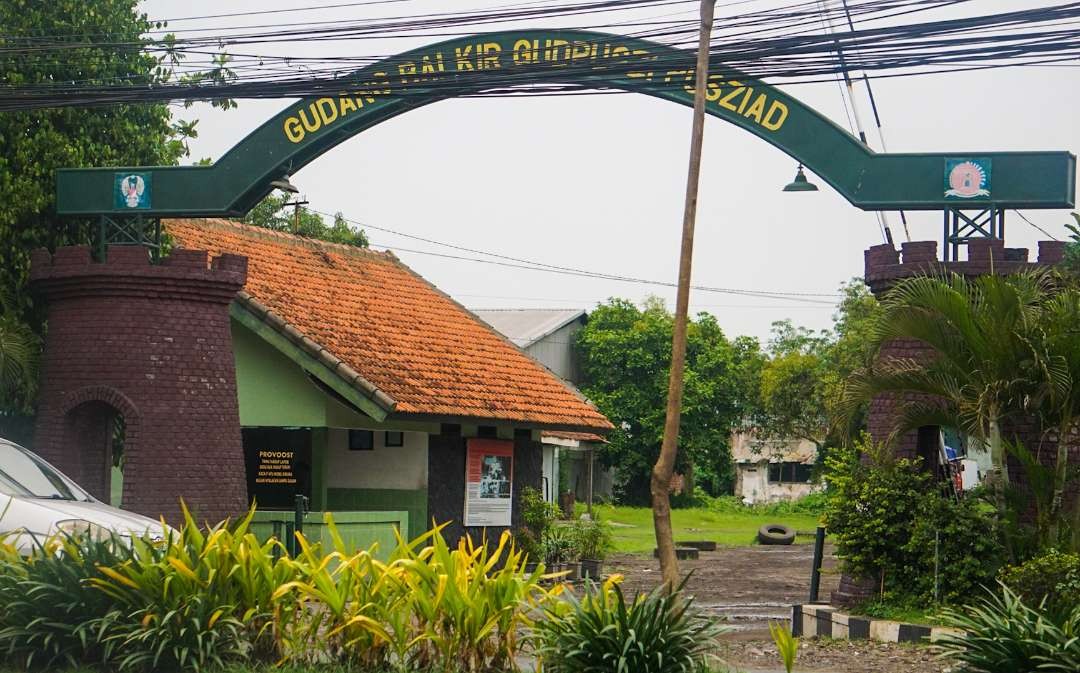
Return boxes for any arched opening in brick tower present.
[61,401,122,503]
[60,399,132,507]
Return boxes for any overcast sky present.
[141,0,1080,343]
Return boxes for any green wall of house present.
[232,319,368,428]
[232,318,434,547]
[326,488,428,540]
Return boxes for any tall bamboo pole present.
[652,0,715,591]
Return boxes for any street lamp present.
[783,164,818,192]
[270,175,299,194]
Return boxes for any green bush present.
[570,518,614,561]
[936,584,1080,673]
[542,525,577,565]
[904,494,1005,604]
[0,533,134,669]
[824,441,1004,605]
[998,548,1080,618]
[532,578,726,673]
[518,486,561,563]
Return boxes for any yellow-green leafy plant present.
[769,621,798,673]
[272,517,405,669]
[0,531,134,669]
[393,525,550,672]
[90,503,301,670]
[274,517,552,672]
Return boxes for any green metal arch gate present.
[56,29,1074,217]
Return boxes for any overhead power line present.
[307,208,842,304]
[5,1,1080,111]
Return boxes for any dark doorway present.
[62,401,123,503]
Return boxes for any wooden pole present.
[652,0,715,591]
[587,446,594,517]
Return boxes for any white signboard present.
[464,438,514,527]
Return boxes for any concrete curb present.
[790,604,962,644]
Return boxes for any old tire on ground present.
[757,523,795,545]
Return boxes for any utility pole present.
[286,196,309,234]
[652,0,715,591]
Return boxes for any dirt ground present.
[607,546,952,673]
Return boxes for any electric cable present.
[1013,211,1060,242]
[5,1,1080,111]
[291,206,838,304]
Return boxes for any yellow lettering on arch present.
[513,38,538,65]
[743,93,767,123]
[283,116,305,143]
[315,98,338,126]
[298,106,320,133]
[455,45,474,71]
[762,100,788,131]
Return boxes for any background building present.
[473,309,613,505]
[731,431,820,504]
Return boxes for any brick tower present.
[863,238,1066,457]
[830,237,1069,606]
[30,245,249,525]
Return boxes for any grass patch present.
[583,503,824,554]
[852,598,948,626]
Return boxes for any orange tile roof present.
[166,219,612,432]
[541,431,608,444]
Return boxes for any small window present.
[384,431,404,447]
[768,463,781,482]
[768,462,813,484]
[477,425,498,439]
[348,429,374,451]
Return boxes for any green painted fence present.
[250,509,408,560]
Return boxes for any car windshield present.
[0,442,92,501]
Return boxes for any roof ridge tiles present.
[175,218,400,265]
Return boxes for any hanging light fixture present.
[269,174,299,194]
[783,164,818,192]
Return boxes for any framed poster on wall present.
[463,438,513,527]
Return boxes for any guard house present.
[163,219,612,546]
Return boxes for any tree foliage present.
[0,285,37,413]
[240,194,368,247]
[751,279,880,450]
[576,297,759,504]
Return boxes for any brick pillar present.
[31,245,248,525]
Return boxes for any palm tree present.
[841,271,1051,515]
[1025,287,1080,547]
[0,286,38,412]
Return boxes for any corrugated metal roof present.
[472,309,586,348]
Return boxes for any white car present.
[0,437,167,553]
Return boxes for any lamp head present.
[783,165,819,192]
[270,175,299,194]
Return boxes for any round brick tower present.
[29,244,249,525]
